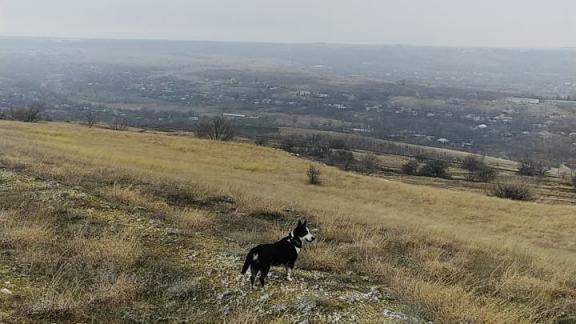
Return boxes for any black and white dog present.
[241,220,315,287]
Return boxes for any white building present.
[507,97,540,105]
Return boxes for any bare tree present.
[196,116,236,141]
[9,105,44,122]
[112,118,128,131]
[85,111,97,128]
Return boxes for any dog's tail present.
[241,250,253,275]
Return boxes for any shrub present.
[462,155,484,172]
[307,165,321,185]
[471,166,497,183]
[254,137,268,146]
[415,153,430,162]
[359,153,379,174]
[462,156,496,182]
[328,138,347,150]
[491,182,533,201]
[196,117,236,141]
[307,143,330,158]
[401,160,420,175]
[419,160,450,178]
[518,159,549,177]
[328,150,354,170]
[280,137,297,152]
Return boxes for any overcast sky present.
[0,0,574,48]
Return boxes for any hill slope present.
[1,121,575,323]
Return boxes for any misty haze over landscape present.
[1,1,576,324]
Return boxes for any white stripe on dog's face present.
[303,226,315,242]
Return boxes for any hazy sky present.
[0,0,575,48]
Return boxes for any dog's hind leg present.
[259,265,271,287]
[249,264,259,288]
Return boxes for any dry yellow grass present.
[74,233,142,269]
[1,121,575,322]
[169,208,212,230]
[108,184,170,211]
[91,274,138,307]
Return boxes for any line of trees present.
[0,106,44,123]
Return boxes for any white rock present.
[383,309,407,320]
[0,288,12,295]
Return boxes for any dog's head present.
[293,219,315,242]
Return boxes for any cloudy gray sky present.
[0,0,574,48]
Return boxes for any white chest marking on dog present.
[290,231,301,253]
[252,253,259,261]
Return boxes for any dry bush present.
[254,137,268,146]
[327,150,354,170]
[358,153,379,174]
[401,159,419,175]
[306,165,321,185]
[462,155,484,172]
[328,137,348,150]
[491,182,533,201]
[518,159,549,177]
[196,116,236,141]
[462,156,497,182]
[418,159,450,178]
[471,165,497,183]
[91,274,138,307]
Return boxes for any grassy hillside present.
[1,121,575,323]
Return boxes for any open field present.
[1,121,576,323]
[279,127,576,205]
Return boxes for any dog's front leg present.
[285,266,293,282]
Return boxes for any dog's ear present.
[303,219,308,226]
[297,220,302,226]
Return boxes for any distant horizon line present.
[0,34,574,51]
